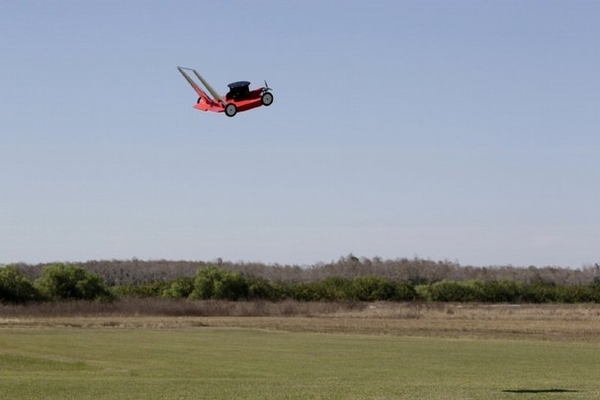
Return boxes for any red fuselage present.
[194,87,265,113]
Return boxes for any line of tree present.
[9,256,600,286]
[2,262,600,304]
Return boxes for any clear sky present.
[1,1,599,268]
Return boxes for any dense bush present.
[417,280,600,303]
[475,280,522,302]
[34,264,113,301]
[162,277,195,299]
[189,266,249,301]
[561,285,600,303]
[395,282,419,301]
[350,276,398,301]
[0,266,40,304]
[288,277,349,301]
[520,283,558,303]
[246,276,287,301]
[112,281,170,298]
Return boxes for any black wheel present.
[225,103,237,117]
[261,92,273,106]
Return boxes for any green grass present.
[1,327,599,399]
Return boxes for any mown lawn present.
[1,326,599,399]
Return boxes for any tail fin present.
[191,69,225,106]
[177,66,225,107]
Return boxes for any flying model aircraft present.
[177,66,273,117]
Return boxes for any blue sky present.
[1,1,599,267]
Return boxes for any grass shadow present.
[503,388,579,394]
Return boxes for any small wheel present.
[261,92,273,106]
[197,97,202,104]
[225,103,237,117]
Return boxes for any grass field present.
[1,303,599,399]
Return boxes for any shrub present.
[162,277,195,299]
[0,266,40,303]
[555,285,600,303]
[420,280,529,303]
[189,266,248,300]
[480,280,522,302]
[288,281,324,302]
[287,278,351,302]
[246,276,285,301]
[521,283,558,303]
[269,280,295,300]
[425,281,478,302]
[350,276,397,301]
[111,281,170,298]
[34,264,113,301]
[395,282,418,301]
[316,277,353,301]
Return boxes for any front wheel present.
[261,92,274,106]
[225,103,237,117]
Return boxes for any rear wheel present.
[261,92,273,106]
[225,103,237,117]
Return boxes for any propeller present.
[263,80,272,93]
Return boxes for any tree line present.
[9,255,600,286]
[2,261,600,304]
